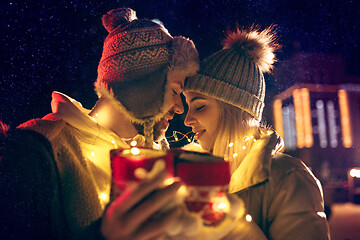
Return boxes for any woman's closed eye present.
[172,89,179,95]
[196,105,205,111]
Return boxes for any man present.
[0,8,199,240]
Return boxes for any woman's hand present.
[101,170,182,240]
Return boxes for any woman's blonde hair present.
[212,100,262,173]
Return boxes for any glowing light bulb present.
[350,168,360,178]
[244,136,249,142]
[245,214,252,222]
[317,211,326,219]
[217,202,227,210]
[212,197,229,212]
[130,147,140,155]
[95,113,99,117]
[130,140,137,147]
[242,146,246,150]
[111,140,115,144]
[229,142,234,147]
[233,153,238,158]
[99,193,108,201]
[91,152,95,157]
[177,185,187,196]
[163,177,175,186]
[91,117,96,121]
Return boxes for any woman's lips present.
[194,130,205,140]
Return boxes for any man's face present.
[134,75,186,142]
[154,75,186,141]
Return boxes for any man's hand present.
[101,170,182,240]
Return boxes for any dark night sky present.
[1,0,360,132]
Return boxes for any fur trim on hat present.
[222,25,280,73]
[94,85,170,125]
[95,78,172,148]
[168,36,199,78]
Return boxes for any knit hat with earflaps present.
[185,26,279,121]
[94,8,199,147]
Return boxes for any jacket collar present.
[49,91,156,149]
[229,131,282,193]
[49,91,128,146]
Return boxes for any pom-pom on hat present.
[95,8,199,147]
[185,25,279,121]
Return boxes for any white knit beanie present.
[185,26,279,121]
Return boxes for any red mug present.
[110,147,174,192]
[175,151,231,225]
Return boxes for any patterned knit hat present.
[185,26,279,121]
[94,8,199,146]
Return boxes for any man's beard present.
[133,121,165,142]
[133,110,175,142]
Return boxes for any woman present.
[183,26,330,239]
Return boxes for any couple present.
[1,8,329,240]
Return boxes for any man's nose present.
[172,95,184,114]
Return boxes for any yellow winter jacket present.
[18,92,129,239]
[228,132,330,239]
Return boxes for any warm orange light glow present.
[292,88,313,148]
[130,147,140,155]
[293,89,305,148]
[163,177,175,186]
[245,214,252,222]
[338,90,353,148]
[317,211,326,219]
[212,197,230,213]
[177,185,187,196]
[217,202,227,210]
[349,168,360,178]
[273,99,286,152]
[301,88,313,147]
[99,193,108,201]
[130,140,137,147]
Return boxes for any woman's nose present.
[184,110,195,127]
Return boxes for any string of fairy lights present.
[167,130,195,144]
[88,110,270,224]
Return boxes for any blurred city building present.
[271,52,360,209]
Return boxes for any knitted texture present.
[185,26,278,121]
[95,8,173,122]
[94,8,199,147]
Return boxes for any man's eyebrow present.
[189,96,206,103]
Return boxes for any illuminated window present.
[338,90,353,148]
[273,99,284,139]
[293,88,313,148]
[301,88,313,148]
[316,100,328,148]
[282,105,297,151]
[326,101,338,148]
[293,89,304,148]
